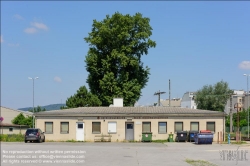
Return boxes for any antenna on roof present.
[154,90,166,106]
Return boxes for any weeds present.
[185,159,217,166]
[0,134,25,142]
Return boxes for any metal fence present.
[225,126,250,141]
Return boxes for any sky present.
[1,1,250,110]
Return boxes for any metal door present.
[125,122,134,141]
[76,122,84,141]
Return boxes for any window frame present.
[45,122,53,134]
[9,127,13,132]
[92,122,101,134]
[142,122,151,132]
[107,121,117,134]
[60,122,69,134]
[174,122,183,132]
[190,122,199,131]
[158,122,167,134]
[206,122,215,133]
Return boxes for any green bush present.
[0,134,25,142]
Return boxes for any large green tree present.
[84,12,156,106]
[64,86,102,108]
[194,81,233,112]
[12,113,33,128]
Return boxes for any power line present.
[154,90,166,106]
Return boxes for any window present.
[158,122,167,133]
[142,122,151,132]
[60,122,69,134]
[78,123,83,129]
[190,122,199,131]
[92,122,101,133]
[108,122,116,133]
[9,128,13,132]
[207,122,215,132]
[45,122,53,133]
[175,122,183,132]
[127,124,133,129]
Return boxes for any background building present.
[0,106,32,134]
[181,92,197,109]
[160,98,181,107]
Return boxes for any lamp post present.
[28,77,39,128]
[243,74,249,139]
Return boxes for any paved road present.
[1,142,250,166]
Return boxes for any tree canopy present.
[194,81,233,112]
[63,86,102,109]
[84,12,156,106]
[28,106,46,113]
[12,113,32,128]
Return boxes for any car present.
[24,128,45,143]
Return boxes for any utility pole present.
[243,74,249,139]
[230,95,233,133]
[169,79,171,107]
[234,103,242,143]
[154,90,166,106]
[28,77,39,128]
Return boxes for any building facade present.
[181,92,197,109]
[35,107,225,142]
[160,98,181,107]
[224,90,246,114]
[0,106,32,134]
[0,106,33,124]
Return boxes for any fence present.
[225,126,250,141]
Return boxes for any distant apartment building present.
[224,90,250,114]
[181,92,197,109]
[160,98,181,107]
[243,93,250,110]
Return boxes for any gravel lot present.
[1,142,250,166]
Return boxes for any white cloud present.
[24,27,37,34]
[14,14,24,20]
[0,35,3,43]
[8,43,20,47]
[31,22,48,31]
[54,76,62,83]
[239,61,250,70]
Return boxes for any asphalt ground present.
[1,142,250,166]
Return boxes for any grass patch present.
[0,134,25,142]
[185,159,217,166]
[231,141,247,144]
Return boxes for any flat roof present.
[35,107,226,117]
[0,123,29,127]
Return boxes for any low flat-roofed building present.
[35,107,225,142]
[0,123,29,134]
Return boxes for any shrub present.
[0,134,24,142]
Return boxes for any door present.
[125,122,134,141]
[76,122,84,141]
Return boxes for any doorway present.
[76,122,84,141]
[125,122,134,141]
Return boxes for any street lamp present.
[243,74,249,138]
[28,77,39,128]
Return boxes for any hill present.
[18,104,66,111]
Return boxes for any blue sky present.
[1,1,250,109]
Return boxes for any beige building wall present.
[0,107,33,124]
[1,127,28,134]
[36,116,224,142]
